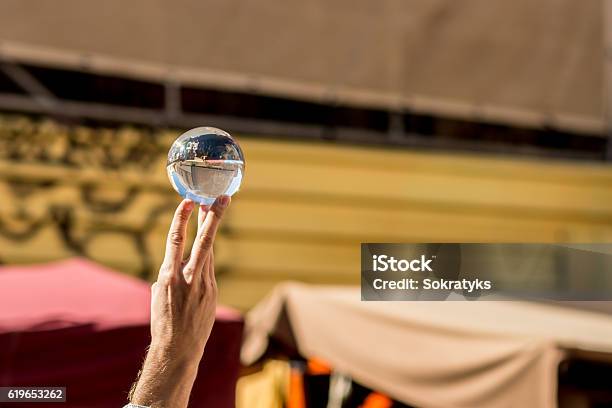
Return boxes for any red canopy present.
[0,258,243,407]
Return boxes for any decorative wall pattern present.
[0,115,178,278]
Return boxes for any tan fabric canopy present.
[242,283,612,408]
[0,0,603,133]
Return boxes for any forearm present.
[130,345,200,408]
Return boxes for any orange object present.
[287,364,306,408]
[307,357,332,375]
[360,392,393,408]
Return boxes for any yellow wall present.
[0,116,610,309]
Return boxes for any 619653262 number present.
[0,387,66,402]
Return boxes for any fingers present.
[207,249,216,289]
[160,199,194,281]
[185,196,230,279]
[181,256,190,270]
[182,205,209,284]
[198,204,209,227]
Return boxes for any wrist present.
[147,342,202,371]
[131,344,200,407]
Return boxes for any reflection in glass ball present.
[167,127,245,206]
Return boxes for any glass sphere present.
[167,127,245,205]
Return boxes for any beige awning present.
[242,283,612,407]
[0,0,604,133]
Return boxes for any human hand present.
[130,196,230,408]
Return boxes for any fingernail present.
[218,195,230,207]
[184,199,194,210]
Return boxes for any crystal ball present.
[167,127,245,205]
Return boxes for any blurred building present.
[0,0,610,309]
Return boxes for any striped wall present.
[0,116,610,309]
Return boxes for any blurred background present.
[0,1,611,407]
[0,0,610,310]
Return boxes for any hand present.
[130,196,230,408]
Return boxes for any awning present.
[0,0,603,133]
[0,258,244,408]
[242,283,612,408]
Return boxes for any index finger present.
[160,199,194,280]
